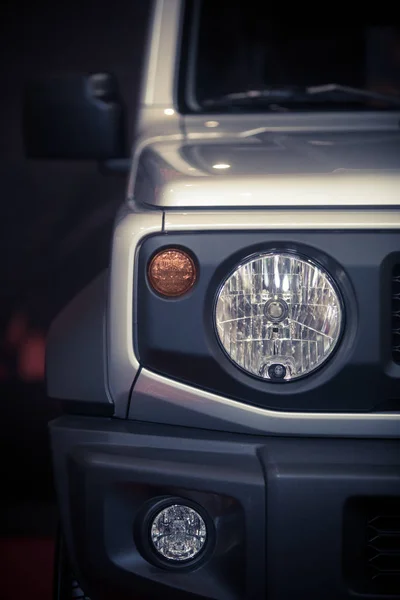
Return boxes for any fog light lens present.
[148,248,197,297]
[150,504,207,562]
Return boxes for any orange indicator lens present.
[148,248,197,297]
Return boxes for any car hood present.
[132,130,400,208]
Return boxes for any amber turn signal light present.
[148,248,197,297]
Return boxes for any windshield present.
[187,2,400,112]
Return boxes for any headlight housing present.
[215,252,343,381]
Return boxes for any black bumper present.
[50,416,400,600]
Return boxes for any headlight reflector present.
[215,252,342,381]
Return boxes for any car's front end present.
[44,2,400,599]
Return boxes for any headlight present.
[215,252,343,381]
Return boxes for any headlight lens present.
[215,252,342,381]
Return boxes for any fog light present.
[150,503,207,563]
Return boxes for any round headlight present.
[215,252,343,381]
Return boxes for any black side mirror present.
[23,73,128,161]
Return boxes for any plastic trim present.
[130,368,400,438]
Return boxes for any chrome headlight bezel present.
[213,248,345,383]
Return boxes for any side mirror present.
[23,73,128,161]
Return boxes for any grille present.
[344,498,400,596]
[392,264,400,363]
[367,512,400,594]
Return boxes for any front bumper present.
[50,416,400,600]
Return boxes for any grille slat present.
[392,265,400,363]
[344,497,400,596]
[368,533,400,553]
[366,507,400,594]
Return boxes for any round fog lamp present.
[150,503,207,563]
[215,252,343,381]
[148,248,197,297]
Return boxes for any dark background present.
[0,0,149,532]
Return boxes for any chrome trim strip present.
[130,368,400,438]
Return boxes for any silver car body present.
[105,0,400,437]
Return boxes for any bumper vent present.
[392,264,400,363]
[367,513,400,593]
[344,497,400,596]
